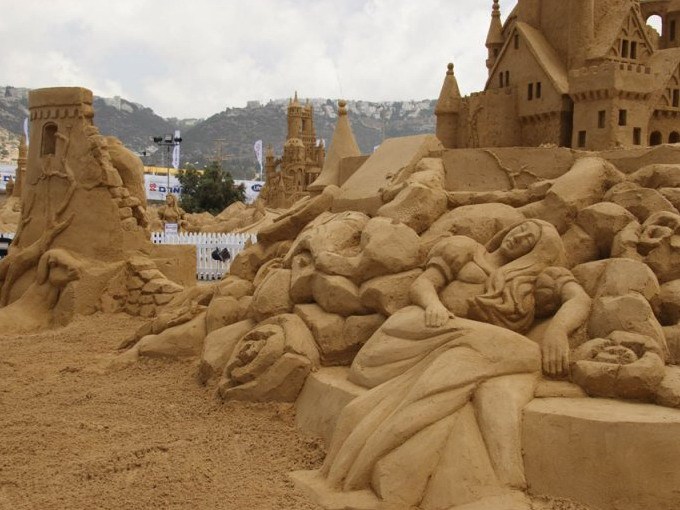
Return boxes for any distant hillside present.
[0,86,436,179]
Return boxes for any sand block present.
[290,470,379,510]
[442,147,577,192]
[332,135,442,215]
[523,398,680,510]
[295,367,366,444]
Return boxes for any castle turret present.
[486,0,505,73]
[308,100,361,192]
[435,63,462,149]
[287,91,303,139]
[264,144,277,183]
[568,0,595,68]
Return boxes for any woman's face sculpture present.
[499,222,541,260]
[166,194,176,207]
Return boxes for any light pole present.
[152,132,182,197]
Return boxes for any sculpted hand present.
[425,303,452,328]
[542,329,570,377]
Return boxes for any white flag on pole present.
[254,140,263,173]
[172,144,180,169]
[23,118,29,146]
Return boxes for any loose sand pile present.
[0,313,324,510]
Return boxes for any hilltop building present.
[260,92,326,208]
[436,0,680,150]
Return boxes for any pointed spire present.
[486,0,504,47]
[435,63,462,115]
[308,99,361,192]
[292,90,300,106]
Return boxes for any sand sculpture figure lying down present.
[0,249,81,334]
[295,219,595,509]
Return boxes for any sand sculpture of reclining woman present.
[298,219,592,510]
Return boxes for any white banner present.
[143,174,264,204]
[0,165,16,191]
[171,144,180,170]
[254,140,263,175]
[145,174,182,201]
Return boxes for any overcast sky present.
[0,0,517,119]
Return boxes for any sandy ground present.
[0,313,324,510]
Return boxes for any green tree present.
[177,162,246,215]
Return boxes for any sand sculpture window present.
[598,111,606,128]
[578,130,587,148]
[514,34,519,49]
[536,82,542,98]
[505,70,510,86]
[631,41,638,60]
[621,39,630,58]
[647,14,663,36]
[670,131,680,143]
[671,20,677,41]
[633,127,642,145]
[41,123,58,156]
[650,131,663,145]
[619,109,628,126]
[673,89,679,108]
[528,83,533,100]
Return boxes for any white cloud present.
[0,0,518,118]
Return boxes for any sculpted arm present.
[411,268,450,327]
[410,236,478,328]
[542,281,591,377]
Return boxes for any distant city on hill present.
[0,86,436,180]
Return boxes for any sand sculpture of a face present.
[498,221,541,260]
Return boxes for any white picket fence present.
[151,232,256,280]
[0,232,14,259]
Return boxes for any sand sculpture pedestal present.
[293,368,680,510]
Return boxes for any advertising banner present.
[143,174,264,204]
[236,180,264,204]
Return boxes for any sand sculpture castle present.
[436,0,680,150]
[259,93,327,208]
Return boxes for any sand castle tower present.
[308,100,361,192]
[17,87,148,262]
[0,86,193,323]
[486,0,505,73]
[435,63,462,149]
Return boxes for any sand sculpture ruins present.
[0,87,194,333]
